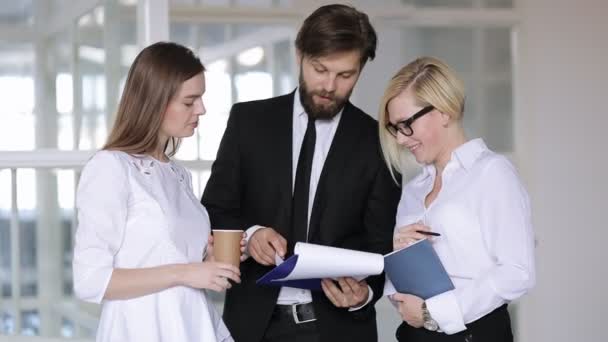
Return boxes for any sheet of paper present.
[274,253,284,266]
[276,242,384,281]
[383,276,397,296]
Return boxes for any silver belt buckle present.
[292,303,316,324]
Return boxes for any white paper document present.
[257,242,384,288]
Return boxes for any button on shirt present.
[395,139,536,334]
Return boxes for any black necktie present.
[291,116,316,250]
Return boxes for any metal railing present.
[0,150,213,340]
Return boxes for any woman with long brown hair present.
[72,42,240,342]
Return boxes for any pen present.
[416,230,441,237]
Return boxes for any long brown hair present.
[104,42,205,157]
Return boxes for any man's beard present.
[298,73,352,120]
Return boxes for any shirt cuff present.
[243,225,265,260]
[425,290,467,334]
[349,285,374,311]
[73,263,114,304]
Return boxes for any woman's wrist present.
[169,263,189,287]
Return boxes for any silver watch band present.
[422,301,439,331]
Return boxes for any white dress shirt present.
[246,89,342,305]
[395,139,535,334]
[73,150,232,342]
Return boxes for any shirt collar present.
[452,138,488,171]
[419,138,489,180]
[293,87,344,122]
[293,87,306,117]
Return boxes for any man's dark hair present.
[295,4,377,67]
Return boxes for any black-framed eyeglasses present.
[385,105,434,138]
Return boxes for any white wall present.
[355,1,608,341]
[516,0,608,341]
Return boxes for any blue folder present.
[256,239,454,298]
[384,239,454,299]
[256,255,322,290]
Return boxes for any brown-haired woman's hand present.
[179,262,241,292]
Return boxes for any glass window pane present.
[0,169,10,298]
[75,1,136,151]
[0,1,33,26]
[404,0,473,8]
[171,22,295,160]
[402,0,512,8]
[21,309,39,335]
[198,60,231,160]
[19,169,38,297]
[235,0,273,7]
[190,169,212,197]
[484,0,513,8]
[60,317,75,338]
[401,27,513,152]
[53,27,75,151]
[0,43,35,151]
[274,40,296,95]
[484,82,512,151]
[0,310,14,334]
[484,28,512,73]
[56,169,76,296]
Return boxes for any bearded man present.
[201,4,400,342]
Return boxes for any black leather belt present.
[272,303,317,324]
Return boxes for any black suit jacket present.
[202,91,400,342]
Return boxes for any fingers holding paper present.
[393,223,432,250]
[321,277,369,308]
[249,227,287,266]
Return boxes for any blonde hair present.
[378,56,465,182]
[104,42,205,157]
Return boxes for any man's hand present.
[248,227,287,266]
[321,277,369,308]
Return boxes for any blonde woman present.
[378,57,535,341]
[72,42,242,342]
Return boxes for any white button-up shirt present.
[395,139,536,334]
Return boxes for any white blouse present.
[395,139,536,334]
[72,150,232,342]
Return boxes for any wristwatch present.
[421,301,439,331]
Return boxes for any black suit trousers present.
[396,305,513,342]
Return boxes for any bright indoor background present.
[0,0,606,341]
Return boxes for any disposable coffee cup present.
[212,229,243,267]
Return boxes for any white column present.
[515,0,608,341]
[137,0,170,49]
[104,0,122,129]
[72,26,83,150]
[34,0,63,336]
